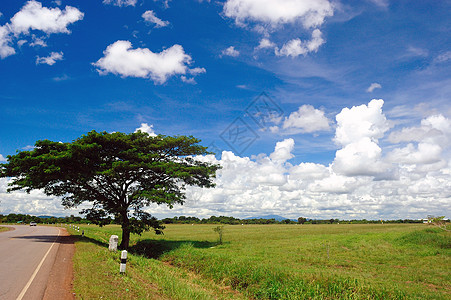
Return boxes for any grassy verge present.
[69,224,450,299]
[71,229,246,299]
[0,226,10,232]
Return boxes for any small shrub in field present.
[213,225,224,245]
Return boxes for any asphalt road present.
[0,225,61,300]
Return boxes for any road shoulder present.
[43,228,76,300]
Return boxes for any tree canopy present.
[0,130,220,249]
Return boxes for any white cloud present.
[387,143,442,165]
[135,123,157,136]
[29,35,47,47]
[332,99,391,176]
[180,67,206,84]
[367,82,382,92]
[142,10,170,28]
[0,178,82,217]
[3,100,450,220]
[255,38,276,50]
[0,1,83,59]
[221,46,240,57]
[10,0,84,35]
[223,0,333,29]
[223,0,332,57]
[389,114,451,145]
[334,99,390,146]
[181,76,196,84]
[387,114,450,169]
[333,137,387,176]
[282,104,331,133]
[103,0,137,7]
[275,29,324,57]
[0,25,15,59]
[188,67,206,76]
[36,51,63,65]
[93,40,202,84]
[269,138,294,162]
[0,154,6,162]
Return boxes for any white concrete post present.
[120,250,127,273]
[109,235,119,251]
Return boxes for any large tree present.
[0,131,220,249]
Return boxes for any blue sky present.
[0,0,450,220]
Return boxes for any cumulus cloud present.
[275,29,325,57]
[332,99,391,176]
[103,0,137,7]
[223,0,333,29]
[93,40,203,84]
[334,99,390,146]
[367,82,382,92]
[387,114,450,171]
[9,0,84,35]
[282,104,331,133]
[387,143,442,165]
[173,105,449,220]
[36,51,63,65]
[0,1,83,59]
[221,46,240,57]
[223,0,332,57]
[0,178,82,217]
[0,154,6,162]
[389,114,451,146]
[269,139,294,162]
[135,123,157,136]
[3,100,450,220]
[142,10,170,28]
[333,137,387,176]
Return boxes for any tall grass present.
[70,224,450,299]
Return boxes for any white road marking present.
[16,228,61,300]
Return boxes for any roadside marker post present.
[120,250,127,273]
[109,235,118,251]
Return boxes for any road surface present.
[0,225,62,300]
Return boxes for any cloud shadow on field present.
[129,239,215,259]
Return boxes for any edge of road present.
[43,228,77,300]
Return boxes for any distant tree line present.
[1,213,443,225]
[0,214,88,224]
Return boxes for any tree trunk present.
[120,213,130,250]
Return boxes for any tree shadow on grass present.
[74,233,216,259]
[129,239,216,259]
[77,235,109,248]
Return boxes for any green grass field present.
[68,223,450,299]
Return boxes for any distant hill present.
[245,215,293,222]
[38,215,55,219]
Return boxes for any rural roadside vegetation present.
[66,223,450,299]
[1,131,449,298]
